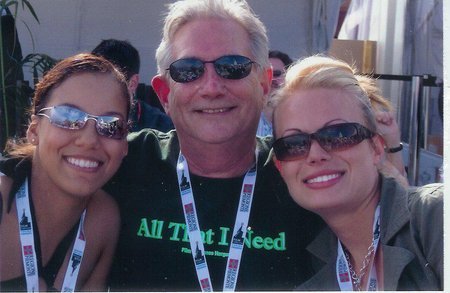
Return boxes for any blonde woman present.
[271,55,442,290]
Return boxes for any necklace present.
[343,241,375,291]
[336,205,381,291]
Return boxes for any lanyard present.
[15,177,87,292]
[336,204,380,291]
[176,151,258,292]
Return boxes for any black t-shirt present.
[105,130,323,291]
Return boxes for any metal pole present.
[407,76,422,185]
[395,81,403,134]
[421,84,430,150]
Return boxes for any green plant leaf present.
[0,0,43,149]
[21,0,39,23]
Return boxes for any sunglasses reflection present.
[273,123,375,161]
[168,55,256,83]
[38,105,127,139]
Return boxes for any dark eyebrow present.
[281,118,351,136]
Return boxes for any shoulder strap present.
[7,158,31,213]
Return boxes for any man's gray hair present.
[155,0,269,78]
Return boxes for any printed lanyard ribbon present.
[176,151,258,292]
[336,204,381,291]
[15,177,87,292]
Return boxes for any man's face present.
[269,57,286,89]
[164,18,270,145]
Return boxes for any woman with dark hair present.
[271,55,443,290]
[0,53,130,291]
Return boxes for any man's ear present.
[262,67,273,96]
[151,75,171,115]
[128,74,140,95]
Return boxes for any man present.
[268,50,293,90]
[105,0,322,291]
[92,39,174,132]
[256,50,293,137]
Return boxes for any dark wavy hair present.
[4,53,130,158]
[92,39,140,81]
[269,50,293,68]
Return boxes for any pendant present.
[353,277,362,291]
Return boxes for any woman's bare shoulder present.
[0,175,13,216]
[84,189,120,238]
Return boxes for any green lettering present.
[219,227,230,245]
[152,219,164,239]
[252,236,263,249]
[214,250,229,257]
[244,230,253,248]
[168,222,185,241]
[204,229,215,245]
[182,225,189,242]
[273,232,286,251]
[137,218,151,237]
[263,237,274,250]
[181,247,191,253]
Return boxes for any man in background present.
[92,39,174,132]
[256,50,293,136]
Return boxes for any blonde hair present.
[356,75,394,112]
[272,55,378,138]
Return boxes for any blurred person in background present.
[256,50,292,137]
[92,39,174,132]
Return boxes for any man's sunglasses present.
[167,55,256,83]
[273,122,375,161]
[273,70,284,78]
[37,105,128,140]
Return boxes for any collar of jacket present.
[299,175,415,290]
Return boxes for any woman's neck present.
[323,190,380,270]
[29,165,88,232]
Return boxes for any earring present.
[30,138,36,144]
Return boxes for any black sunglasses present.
[37,105,128,140]
[273,122,375,161]
[273,69,284,78]
[167,55,256,83]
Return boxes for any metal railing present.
[369,74,441,185]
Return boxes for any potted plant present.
[0,0,57,152]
